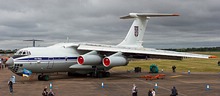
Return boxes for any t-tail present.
[117,13,179,48]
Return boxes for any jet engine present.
[103,52,128,67]
[77,51,102,65]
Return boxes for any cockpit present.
[15,50,31,55]
[13,50,31,59]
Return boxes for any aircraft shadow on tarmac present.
[16,72,136,82]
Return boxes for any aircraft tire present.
[97,72,103,78]
[67,72,73,76]
[43,75,49,81]
[38,75,43,81]
[88,73,93,77]
[104,72,110,77]
[92,72,97,78]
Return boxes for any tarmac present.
[0,68,220,96]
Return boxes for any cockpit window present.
[18,51,22,55]
[15,50,31,56]
[13,50,31,59]
[23,51,26,55]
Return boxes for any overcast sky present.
[0,0,219,49]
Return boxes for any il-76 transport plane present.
[6,13,216,81]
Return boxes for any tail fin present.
[117,13,179,48]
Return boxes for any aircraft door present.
[47,57,54,69]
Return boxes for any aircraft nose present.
[5,57,14,66]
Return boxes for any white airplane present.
[6,13,216,81]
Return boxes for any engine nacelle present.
[103,52,128,67]
[77,51,102,65]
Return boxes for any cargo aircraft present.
[6,13,216,81]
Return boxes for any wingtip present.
[173,13,180,16]
[209,55,217,58]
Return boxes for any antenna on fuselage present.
[23,39,44,47]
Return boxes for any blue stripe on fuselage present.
[18,57,77,61]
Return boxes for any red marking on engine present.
[77,56,84,64]
[103,58,110,67]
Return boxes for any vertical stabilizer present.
[117,13,179,48]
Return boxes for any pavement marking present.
[170,75,183,78]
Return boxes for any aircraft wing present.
[77,44,215,60]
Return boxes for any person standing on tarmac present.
[152,88,156,96]
[48,90,55,96]
[172,65,176,73]
[132,84,138,96]
[170,86,178,96]
[8,80,13,94]
[42,86,48,96]
[148,89,153,96]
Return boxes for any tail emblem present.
[134,26,139,37]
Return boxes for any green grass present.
[112,52,220,73]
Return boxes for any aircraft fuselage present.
[9,45,93,76]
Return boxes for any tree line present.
[0,49,18,54]
[164,47,220,52]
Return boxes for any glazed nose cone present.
[5,57,14,66]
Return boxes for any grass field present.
[112,52,220,73]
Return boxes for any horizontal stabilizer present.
[120,13,179,19]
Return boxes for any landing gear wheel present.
[38,75,43,80]
[43,75,49,81]
[38,75,49,81]
[104,72,110,77]
[97,72,103,78]
[68,72,72,76]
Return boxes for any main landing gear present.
[38,74,49,81]
[67,71,110,78]
[92,66,110,78]
[92,71,110,78]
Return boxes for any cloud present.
[0,0,219,49]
